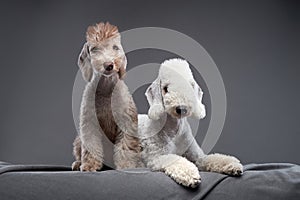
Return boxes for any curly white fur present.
[139,58,243,187]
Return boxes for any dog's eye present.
[113,45,119,50]
[163,86,168,93]
[91,46,101,52]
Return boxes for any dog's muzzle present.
[98,62,119,77]
[175,106,188,115]
[104,62,114,72]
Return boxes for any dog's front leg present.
[113,133,144,169]
[80,143,103,171]
[72,136,82,170]
[146,154,201,188]
[79,81,104,171]
[183,131,243,176]
[79,127,104,171]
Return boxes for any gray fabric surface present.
[203,163,300,200]
[0,162,299,200]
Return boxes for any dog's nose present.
[175,106,188,115]
[104,62,114,71]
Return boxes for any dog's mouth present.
[171,113,190,119]
[101,70,118,77]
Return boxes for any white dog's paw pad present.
[173,174,201,188]
[222,162,244,176]
[202,154,244,176]
[188,178,201,188]
[164,164,201,188]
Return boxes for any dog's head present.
[145,58,206,120]
[78,22,127,82]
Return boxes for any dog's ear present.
[192,82,206,119]
[78,43,93,82]
[145,78,164,120]
[118,56,127,79]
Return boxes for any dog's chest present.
[95,96,118,143]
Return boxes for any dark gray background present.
[0,0,299,165]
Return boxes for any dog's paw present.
[201,153,243,176]
[164,158,201,188]
[71,161,81,171]
[80,162,102,172]
[221,161,243,176]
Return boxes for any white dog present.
[138,58,243,188]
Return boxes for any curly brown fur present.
[71,136,81,170]
[86,22,119,44]
[72,22,143,171]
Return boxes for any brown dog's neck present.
[93,74,120,143]
[95,74,119,97]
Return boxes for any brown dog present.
[72,22,142,171]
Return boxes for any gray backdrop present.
[0,0,299,165]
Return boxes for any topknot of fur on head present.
[86,22,120,44]
[159,58,194,81]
